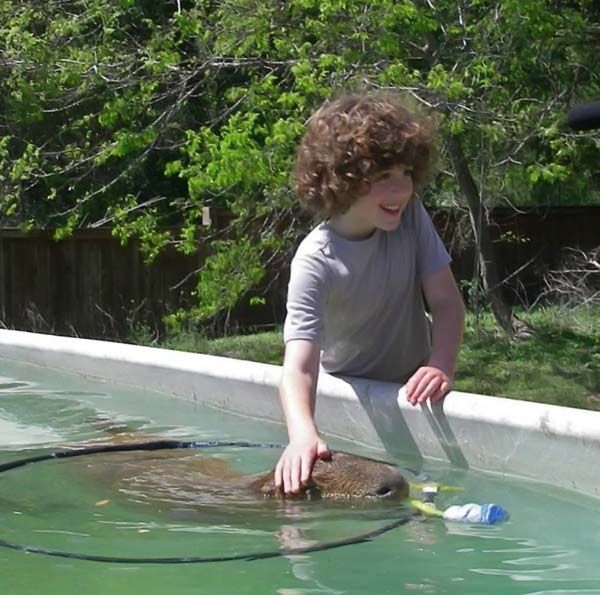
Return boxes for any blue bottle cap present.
[481,503,510,524]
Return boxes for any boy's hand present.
[275,435,330,495]
[406,366,451,406]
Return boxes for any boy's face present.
[332,164,414,238]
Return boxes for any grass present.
[158,329,284,366]
[132,306,600,411]
[457,307,600,410]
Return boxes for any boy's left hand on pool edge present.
[406,366,451,406]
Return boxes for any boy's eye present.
[373,173,390,182]
[374,167,412,181]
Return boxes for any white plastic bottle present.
[442,503,509,525]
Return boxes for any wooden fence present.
[0,229,201,339]
[1,207,598,339]
[433,206,600,304]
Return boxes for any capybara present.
[251,452,409,500]
[76,432,409,506]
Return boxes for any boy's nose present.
[390,176,412,192]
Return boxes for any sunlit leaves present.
[0,0,598,326]
[426,64,471,102]
[527,163,570,185]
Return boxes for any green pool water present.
[1,360,600,595]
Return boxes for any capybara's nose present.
[373,468,409,498]
[375,485,392,496]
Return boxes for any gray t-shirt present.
[283,198,451,383]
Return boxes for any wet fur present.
[78,431,409,505]
[252,453,409,500]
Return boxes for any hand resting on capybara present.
[252,452,409,500]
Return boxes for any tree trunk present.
[446,134,515,334]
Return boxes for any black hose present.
[0,440,415,564]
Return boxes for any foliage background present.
[1,0,598,331]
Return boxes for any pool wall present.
[1,329,599,498]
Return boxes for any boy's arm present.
[275,339,330,494]
[407,265,465,405]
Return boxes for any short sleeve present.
[414,200,452,280]
[283,252,330,344]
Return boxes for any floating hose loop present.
[0,440,414,565]
[0,440,283,473]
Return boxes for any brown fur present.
[251,452,409,500]
[78,432,409,504]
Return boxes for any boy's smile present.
[329,165,414,239]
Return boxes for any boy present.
[275,93,465,495]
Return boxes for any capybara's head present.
[252,452,409,500]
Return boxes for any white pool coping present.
[1,329,599,498]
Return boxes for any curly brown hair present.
[293,92,437,217]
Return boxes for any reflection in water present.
[276,556,346,595]
[0,374,194,450]
[0,376,114,448]
[277,525,344,595]
[445,522,600,588]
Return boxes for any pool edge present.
[1,329,599,498]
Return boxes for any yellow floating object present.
[408,499,444,517]
[409,482,463,493]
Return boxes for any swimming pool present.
[2,359,600,595]
[2,329,600,498]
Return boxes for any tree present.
[1,0,598,333]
